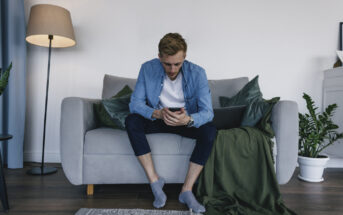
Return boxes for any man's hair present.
[158,33,187,57]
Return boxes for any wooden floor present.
[1,163,342,215]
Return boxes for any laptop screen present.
[212,105,247,130]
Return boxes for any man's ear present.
[158,53,162,60]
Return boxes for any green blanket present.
[196,127,297,215]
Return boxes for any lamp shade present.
[26,4,76,48]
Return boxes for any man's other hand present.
[162,107,190,126]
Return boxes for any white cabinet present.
[323,67,343,167]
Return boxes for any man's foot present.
[150,177,167,208]
[179,191,205,213]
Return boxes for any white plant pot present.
[297,155,329,182]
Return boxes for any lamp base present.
[27,167,57,175]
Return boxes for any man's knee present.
[199,122,217,143]
[125,113,144,130]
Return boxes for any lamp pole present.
[27,35,57,175]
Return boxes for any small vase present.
[297,155,330,182]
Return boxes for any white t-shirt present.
[159,73,185,109]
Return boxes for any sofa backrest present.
[208,78,248,108]
[102,74,248,108]
[102,74,137,99]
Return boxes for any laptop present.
[212,105,247,130]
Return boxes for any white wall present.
[24,0,343,162]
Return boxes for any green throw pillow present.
[256,97,280,138]
[219,75,262,107]
[241,99,270,126]
[94,102,119,129]
[219,75,278,127]
[93,85,133,129]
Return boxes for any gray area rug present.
[75,208,200,215]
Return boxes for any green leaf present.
[298,92,343,157]
[0,62,12,95]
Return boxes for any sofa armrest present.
[271,100,299,184]
[60,97,100,185]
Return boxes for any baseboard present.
[321,153,343,168]
[24,152,61,163]
[327,157,343,168]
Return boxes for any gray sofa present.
[60,74,298,195]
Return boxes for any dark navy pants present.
[125,113,217,166]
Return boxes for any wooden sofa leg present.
[87,184,94,196]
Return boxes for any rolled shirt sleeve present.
[129,65,155,120]
[190,69,214,128]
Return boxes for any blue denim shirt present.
[129,58,213,128]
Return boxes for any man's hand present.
[162,107,190,126]
[152,109,163,119]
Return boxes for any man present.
[125,33,216,213]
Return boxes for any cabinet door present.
[322,68,343,167]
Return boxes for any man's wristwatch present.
[186,116,194,127]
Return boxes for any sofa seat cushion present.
[84,128,196,155]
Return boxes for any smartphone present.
[169,107,182,112]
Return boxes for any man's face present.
[159,51,185,80]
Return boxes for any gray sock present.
[150,177,167,208]
[179,191,206,213]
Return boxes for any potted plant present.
[0,62,12,95]
[298,93,343,182]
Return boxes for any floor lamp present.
[26,4,76,175]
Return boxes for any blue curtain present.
[0,0,26,168]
